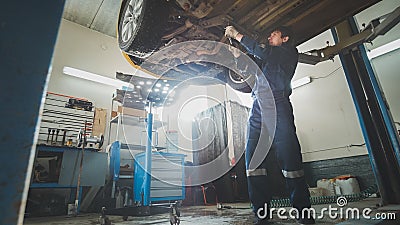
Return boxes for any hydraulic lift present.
[301,6,400,205]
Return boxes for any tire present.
[118,0,169,57]
[226,70,255,93]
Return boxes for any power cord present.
[311,66,342,80]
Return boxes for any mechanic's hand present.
[225,26,239,39]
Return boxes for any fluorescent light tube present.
[291,76,311,89]
[63,66,133,89]
[367,39,400,59]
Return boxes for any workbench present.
[28,145,107,214]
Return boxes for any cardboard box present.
[92,108,107,137]
[118,106,146,117]
[116,106,159,120]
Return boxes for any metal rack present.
[38,92,95,147]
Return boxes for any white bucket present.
[67,203,77,216]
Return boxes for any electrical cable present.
[303,143,366,154]
[311,66,342,80]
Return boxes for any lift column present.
[331,17,400,205]
[143,102,154,206]
[0,1,65,225]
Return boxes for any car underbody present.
[117,0,399,92]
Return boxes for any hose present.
[270,184,378,208]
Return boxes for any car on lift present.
[117,0,380,92]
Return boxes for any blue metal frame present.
[36,145,96,153]
[0,1,65,224]
[134,152,186,203]
[331,17,400,204]
[143,105,154,206]
[358,47,400,166]
[109,141,121,197]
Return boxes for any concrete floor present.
[24,198,399,225]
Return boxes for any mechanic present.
[225,26,315,225]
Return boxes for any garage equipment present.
[65,98,93,111]
[106,74,185,220]
[37,92,95,147]
[76,128,104,149]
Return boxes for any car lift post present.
[331,17,400,205]
[0,1,65,225]
[143,101,154,206]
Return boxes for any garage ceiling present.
[62,0,119,38]
[62,0,381,45]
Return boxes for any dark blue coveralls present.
[240,36,311,219]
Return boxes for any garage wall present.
[292,32,368,162]
[47,19,158,148]
[49,19,139,109]
[292,0,400,162]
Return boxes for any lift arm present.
[299,6,400,65]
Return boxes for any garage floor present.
[23,198,399,225]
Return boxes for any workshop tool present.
[54,129,60,145]
[74,121,87,215]
[217,203,250,210]
[61,129,67,146]
[46,128,51,144]
[65,98,93,111]
[50,129,55,144]
[77,129,104,149]
[66,138,73,147]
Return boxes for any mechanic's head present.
[268,26,294,46]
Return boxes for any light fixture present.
[63,66,133,89]
[291,76,311,89]
[367,39,400,59]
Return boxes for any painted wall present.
[48,19,155,148]
[292,0,400,162]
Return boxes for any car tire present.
[227,70,255,93]
[118,0,169,58]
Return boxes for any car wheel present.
[118,0,169,58]
[227,70,255,93]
